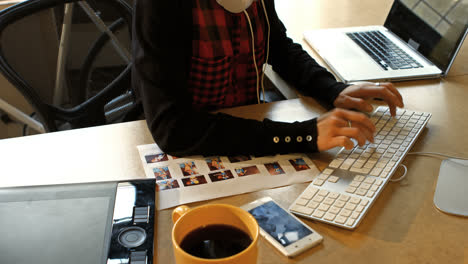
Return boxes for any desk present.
[1,76,468,263]
[1,0,467,263]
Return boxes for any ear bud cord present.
[243,10,261,104]
[260,0,270,105]
[243,0,270,104]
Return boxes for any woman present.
[132,0,403,156]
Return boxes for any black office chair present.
[0,0,139,133]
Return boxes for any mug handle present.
[172,205,190,224]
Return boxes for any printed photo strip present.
[289,158,310,171]
[153,166,172,181]
[209,170,235,182]
[179,161,199,176]
[156,179,180,191]
[264,162,285,175]
[206,157,225,171]
[235,165,260,177]
[182,176,208,187]
[145,153,169,164]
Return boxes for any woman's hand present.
[334,82,404,116]
[317,108,376,151]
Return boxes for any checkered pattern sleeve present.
[132,0,343,156]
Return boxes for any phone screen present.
[248,201,312,247]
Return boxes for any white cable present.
[390,164,408,182]
[389,152,468,183]
[243,10,261,104]
[407,152,468,160]
[260,0,270,104]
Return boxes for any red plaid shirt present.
[189,0,266,110]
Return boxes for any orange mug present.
[172,204,259,264]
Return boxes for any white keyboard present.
[289,106,431,229]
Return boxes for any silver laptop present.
[304,0,468,83]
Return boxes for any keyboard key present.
[335,215,347,224]
[364,178,376,184]
[340,209,352,217]
[344,203,357,211]
[329,159,343,168]
[291,205,313,215]
[318,190,329,196]
[345,186,357,194]
[354,175,365,182]
[329,192,340,199]
[356,188,368,196]
[307,201,320,209]
[301,189,318,199]
[355,205,365,213]
[334,200,346,208]
[312,210,326,218]
[317,174,329,181]
[339,194,350,202]
[349,197,361,204]
[324,212,337,221]
[360,183,371,190]
[329,206,341,214]
[312,195,325,203]
[350,212,360,219]
[346,218,356,226]
[323,198,335,205]
[318,204,330,211]
[313,179,325,186]
[296,198,309,206]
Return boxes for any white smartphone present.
[241,197,323,257]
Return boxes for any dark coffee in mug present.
[180,224,252,259]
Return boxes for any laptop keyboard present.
[346,31,423,71]
[289,106,431,229]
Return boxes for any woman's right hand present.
[317,108,376,151]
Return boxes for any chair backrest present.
[0,0,134,132]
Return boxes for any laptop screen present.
[384,0,468,73]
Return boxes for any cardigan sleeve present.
[131,0,331,157]
[265,1,349,107]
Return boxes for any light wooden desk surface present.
[1,76,467,263]
[1,0,467,263]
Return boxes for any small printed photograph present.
[156,179,180,191]
[206,157,225,171]
[235,166,260,177]
[209,170,235,182]
[181,175,208,187]
[228,155,251,163]
[153,167,172,181]
[145,153,169,163]
[289,158,311,171]
[179,161,199,176]
[169,155,179,160]
[265,162,285,175]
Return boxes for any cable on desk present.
[390,164,407,182]
[391,152,468,183]
[407,152,468,160]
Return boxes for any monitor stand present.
[433,159,468,217]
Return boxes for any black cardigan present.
[131,0,348,156]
